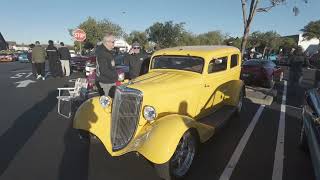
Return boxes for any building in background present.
[0,32,8,50]
[285,34,319,55]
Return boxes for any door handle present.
[204,84,210,87]
[222,89,228,93]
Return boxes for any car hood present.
[128,70,201,89]
[124,70,203,119]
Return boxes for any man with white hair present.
[95,33,118,96]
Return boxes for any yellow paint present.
[73,46,243,164]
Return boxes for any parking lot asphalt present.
[0,62,316,180]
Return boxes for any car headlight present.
[143,106,157,121]
[99,96,111,108]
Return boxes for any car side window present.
[230,54,238,68]
[208,57,228,73]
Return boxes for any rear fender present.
[224,80,245,106]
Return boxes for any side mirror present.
[215,59,223,65]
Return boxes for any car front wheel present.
[154,130,198,180]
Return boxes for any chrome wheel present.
[170,131,196,177]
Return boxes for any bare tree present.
[240,0,308,56]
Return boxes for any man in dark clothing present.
[309,49,320,87]
[127,42,149,79]
[289,46,309,86]
[95,33,118,96]
[58,42,71,77]
[32,41,46,80]
[46,40,61,77]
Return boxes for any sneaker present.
[36,75,41,79]
[42,77,45,80]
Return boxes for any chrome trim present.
[111,86,143,151]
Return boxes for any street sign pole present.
[72,29,86,56]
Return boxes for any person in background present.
[31,41,46,80]
[126,41,148,79]
[46,40,61,77]
[309,48,320,87]
[28,43,36,78]
[289,46,309,87]
[95,33,119,96]
[58,42,71,77]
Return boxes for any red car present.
[0,53,16,62]
[241,59,283,88]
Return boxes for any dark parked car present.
[241,59,283,88]
[70,55,96,72]
[300,88,320,180]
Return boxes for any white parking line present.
[219,105,265,180]
[272,80,287,180]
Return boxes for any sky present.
[1,0,319,45]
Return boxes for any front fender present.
[136,114,214,164]
[73,97,114,154]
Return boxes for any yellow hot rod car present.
[73,46,244,179]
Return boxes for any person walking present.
[46,40,61,77]
[58,42,71,77]
[126,42,148,79]
[95,33,118,96]
[31,41,46,80]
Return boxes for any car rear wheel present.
[154,130,198,180]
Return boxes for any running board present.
[198,105,236,129]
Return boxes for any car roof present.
[153,46,240,59]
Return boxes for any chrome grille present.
[111,87,143,151]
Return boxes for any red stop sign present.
[73,29,86,42]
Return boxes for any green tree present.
[196,31,226,45]
[146,21,186,48]
[177,32,196,46]
[240,0,308,56]
[125,31,148,48]
[248,31,281,55]
[301,20,320,44]
[224,37,242,49]
[69,17,125,51]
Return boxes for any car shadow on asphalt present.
[58,123,90,180]
[58,99,95,180]
[0,90,57,176]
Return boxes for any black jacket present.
[95,45,118,84]
[46,45,59,62]
[58,46,71,60]
[127,52,149,79]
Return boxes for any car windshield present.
[151,56,204,73]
